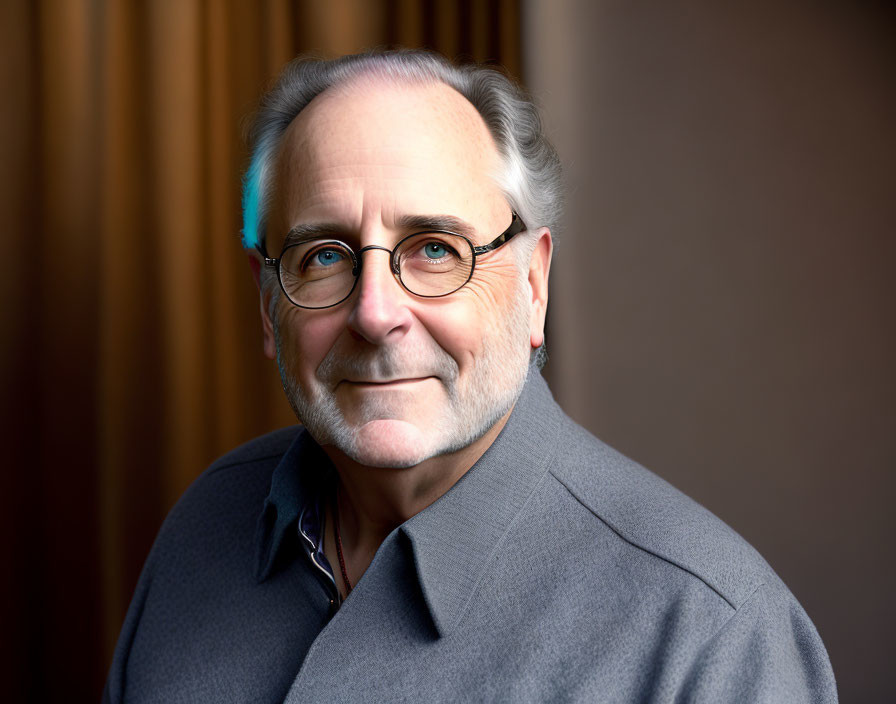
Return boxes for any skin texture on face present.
[259,77,545,470]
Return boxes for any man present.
[104,50,836,702]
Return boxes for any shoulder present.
[186,425,298,495]
[536,416,836,699]
[103,426,305,702]
[154,426,301,547]
[546,414,774,610]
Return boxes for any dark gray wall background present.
[526,2,894,702]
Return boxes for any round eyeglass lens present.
[396,232,474,296]
[279,240,356,307]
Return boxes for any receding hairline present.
[242,49,563,256]
[276,71,503,174]
[267,73,510,237]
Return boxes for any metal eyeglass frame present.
[259,211,527,310]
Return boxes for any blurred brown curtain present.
[0,1,521,700]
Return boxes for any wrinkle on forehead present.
[270,77,506,230]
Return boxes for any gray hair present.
[241,49,562,253]
[244,50,558,370]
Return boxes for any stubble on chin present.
[274,334,464,466]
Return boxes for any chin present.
[341,420,433,468]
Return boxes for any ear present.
[526,228,553,349]
[248,253,277,360]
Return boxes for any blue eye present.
[423,242,447,259]
[315,249,345,266]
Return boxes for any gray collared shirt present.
[104,371,837,702]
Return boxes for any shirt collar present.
[401,369,563,637]
[254,369,563,637]
[254,429,335,583]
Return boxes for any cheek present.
[440,268,529,359]
[275,304,346,379]
[421,305,485,367]
[418,285,511,369]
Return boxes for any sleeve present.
[676,581,838,703]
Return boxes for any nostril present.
[343,256,412,340]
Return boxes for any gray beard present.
[273,280,532,468]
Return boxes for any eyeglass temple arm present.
[472,212,526,255]
[255,243,278,267]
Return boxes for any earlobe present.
[527,228,553,349]
[248,254,277,360]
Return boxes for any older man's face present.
[262,78,537,468]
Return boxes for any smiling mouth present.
[343,377,433,388]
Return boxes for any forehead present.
[269,76,506,243]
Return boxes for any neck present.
[321,407,513,589]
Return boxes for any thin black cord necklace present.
[333,487,353,595]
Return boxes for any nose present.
[345,247,413,345]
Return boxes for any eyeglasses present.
[261,212,527,309]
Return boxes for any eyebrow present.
[394,214,478,238]
[282,214,479,248]
[283,223,347,248]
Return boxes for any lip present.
[342,377,433,388]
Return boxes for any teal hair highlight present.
[241,151,265,250]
